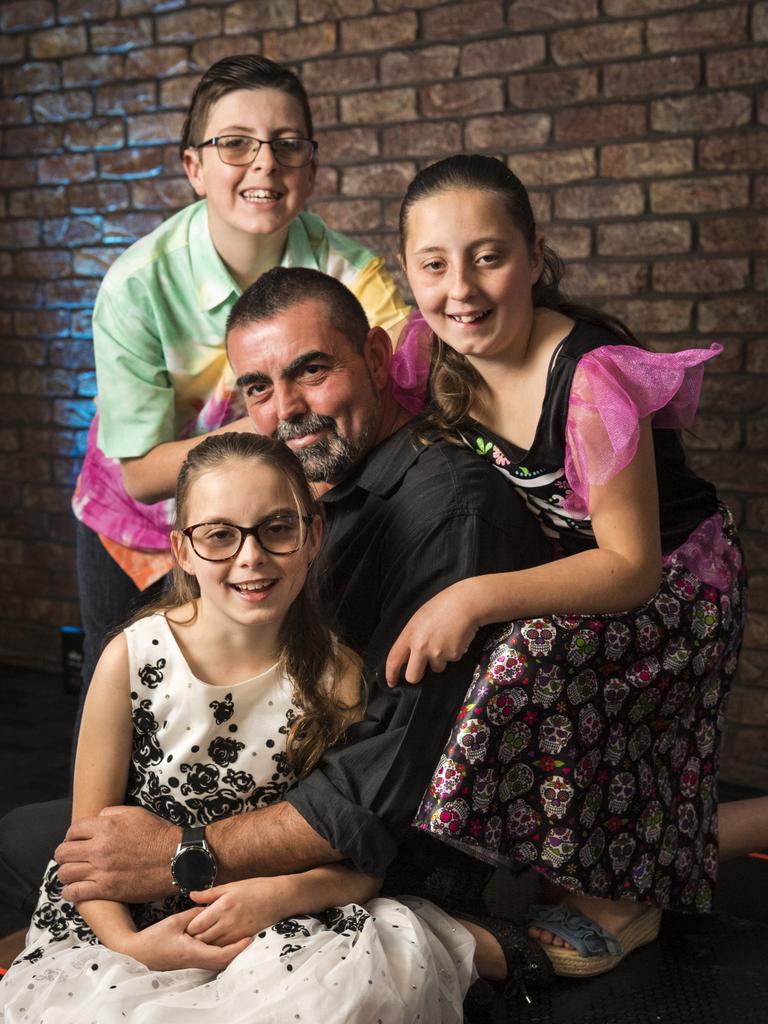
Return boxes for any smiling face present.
[171,458,320,634]
[183,87,316,255]
[402,187,543,366]
[227,298,392,484]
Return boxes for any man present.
[3,268,553,915]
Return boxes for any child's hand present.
[187,878,290,946]
[118,907,251,971]
[385,581,479,686]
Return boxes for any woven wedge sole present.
[538,906,662,978]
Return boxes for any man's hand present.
[385,579,479,685]
[56,806,179,904]
[116,907,251,972]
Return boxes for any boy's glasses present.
[195,135,317,168]
[181,514,314,561]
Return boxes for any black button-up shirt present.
[286,418,554,877]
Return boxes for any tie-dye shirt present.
[72,200,409,579]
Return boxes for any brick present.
[0,160,36,187]
[756,258,768,290]
[601,140,694,178]
[300,0,372,19]
[747,418,768,449]
[29,24,86,58]
[45,277,99,307]
[0,279,40,307]
[746,337,768,373]
[699,296,768,334]
[377,0,446,7]
[0,0,55,31]
[128,111,186,146]
[652,258,749,294]
[23,426,88,458]
[6,61,60,94]
[9,187,68,218]
[0,33,25,63]
[13,252,71,281]
[541,224,591,258]
[91,17,153,51]
[43,216,103,249]
[647,6,748,55]
[699,215,768,253]
[756,1,768,40]
[99,147,167,179]
[132,178,195,209]
[461,34,545,77]
[59,0,118,18]
[4,124,64,156]
[65,118,125,151]
[529,191,551,225]
[465,112,550,150]
[551,21,642,65]
[340,11,416,52]
[190,37,262,71]
[651,91,751,134]
[310,94,338,128]
[380,46,459,85]
[650,175,749,215]
[32,88,92,121]
[603,55,700,98]
[507,0,597,30]
[604,0,696,12]
[699,131,768,172]
[124,46,190,79]
[73,247,121,276]
[382,119,462,158]
[17,366,77,394]
[97,82,157,116]
[760,90,768,128]
[104,211,163,244]
[121,0,184,10]
[0,337,46,368]
[69,182,130,213]
[225,0,297,32]
[157,7,221,42]
[342,161,416,197]
[308,198,380,232]
[314,126,378,162]
[0,220,40,249]
[606,298,693,333]
[0,428,20,451]
[0,96,31,125]
[49,339,96,367]
[38,152,96,184]
[13,312,69,342]
[555,182,644,220]
[698,377,768,416]
[264,22,336,61]
[421,78,504,119]
[312,165,338,197]
[507,68,597,110]
[52,398,95,430]
[422,1,504,39]
[77,371,97,398]
[555,103,645,143]
[0,454,52,484]
[340,88,417,125]
[563,260,646,296]
[301,56,377,92]
[747,497,768,529]
[508,147,595,186]
[0,396,52,426]
[598,220,691,256]
[63,54,125,87]
[683,414,742,451]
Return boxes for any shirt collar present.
[282,213,321,271]
[321,418,432,505]
[189,202,241,312]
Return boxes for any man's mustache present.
[274,413,338,443]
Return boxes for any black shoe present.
[457,910,556,1005]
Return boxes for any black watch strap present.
[182,825,206,847]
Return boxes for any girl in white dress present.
[2,433,475,1024]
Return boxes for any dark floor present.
[1,664,767,1021]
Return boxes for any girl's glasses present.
[195,135,317,167]
[182,514,314,561]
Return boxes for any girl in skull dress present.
[2,434,475,1024]
[387,155,747,977]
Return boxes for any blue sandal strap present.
[526,903,623,958]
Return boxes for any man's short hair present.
[226,267,371,352]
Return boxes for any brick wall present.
[1,0,766,787]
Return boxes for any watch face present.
[172,846,216,893]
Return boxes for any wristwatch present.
[170,825,217,895]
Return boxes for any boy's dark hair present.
[180,54,314,158]
[227,267,370,352]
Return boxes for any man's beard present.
[274,411,375,483]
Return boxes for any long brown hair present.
[126,433,359,778]
[399,154,641,430]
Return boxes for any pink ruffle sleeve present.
[563,343,722,516]
[389,311,433,413]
